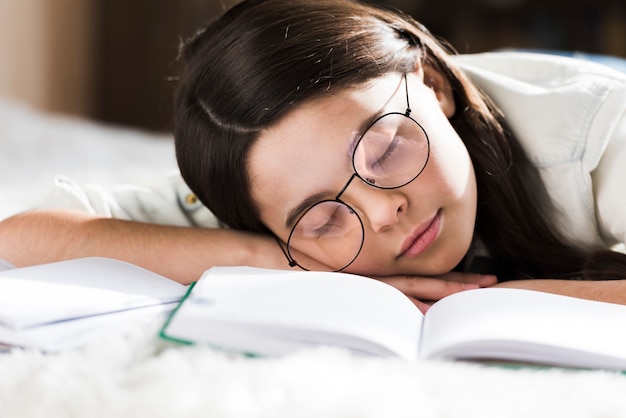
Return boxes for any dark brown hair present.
[174,0,625,280]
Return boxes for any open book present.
[0,257,187,352]
[161,266,626,370]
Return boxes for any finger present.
[435,272,498,287]
[407,297,434,314]
[377,276,479,301]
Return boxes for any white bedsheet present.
[1,98,626,418]
[0,98,177,220]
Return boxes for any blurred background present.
[0,0,624,133]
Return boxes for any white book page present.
[0,257,186,329]
[163,267,424,360]
[0,303,177,352]
[419,288,626,370]
[0,258,16,272]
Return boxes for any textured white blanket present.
[0,99,176,220]
[2,98,626,418]
[2,321,626,418]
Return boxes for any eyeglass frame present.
[276,73,430,272]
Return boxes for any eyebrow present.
[285,191,333,229]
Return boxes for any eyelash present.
[313,206,342,238]
[371,135,399,170]
[314,222,334,238]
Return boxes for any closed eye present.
[312,204,343,238]
[370,135,400,172]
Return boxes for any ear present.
[423,64,456,118]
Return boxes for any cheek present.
[426,131,475,193]
[341,248,389,276]
[413,95,474,192]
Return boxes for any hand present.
[375,272,498,313]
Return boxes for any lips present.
[398,210,442,258]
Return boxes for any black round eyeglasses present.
[278,74,430,272]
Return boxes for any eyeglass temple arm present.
[274,235,299,268]
[403,73,412,117]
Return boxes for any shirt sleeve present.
[592,109,626,247]
[36,171,221,228]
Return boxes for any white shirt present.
[39,52,626,250]
[454,52,626,249]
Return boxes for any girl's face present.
[248,68,477,277]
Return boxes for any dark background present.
[94,0,625,132]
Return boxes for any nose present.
[343,180,406,233]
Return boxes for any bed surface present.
[0,98,176,220]
[1,98,626,418]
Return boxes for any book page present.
[0,303,177,352]
[420,288,626,369]
[0,258,15,272]
[0,257,186,329]
[162,267,424,360]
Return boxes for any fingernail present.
[462,283,480,290]
[481,274,498,284]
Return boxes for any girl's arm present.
[0,209,494,305]
[493,279,626,306]
[378,274,626,312]
[0,209,286,284]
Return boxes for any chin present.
[400,241,471,276]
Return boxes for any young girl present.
[1,0,626,312]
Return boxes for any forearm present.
[0,209,287,284]
[493,279,626,306]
